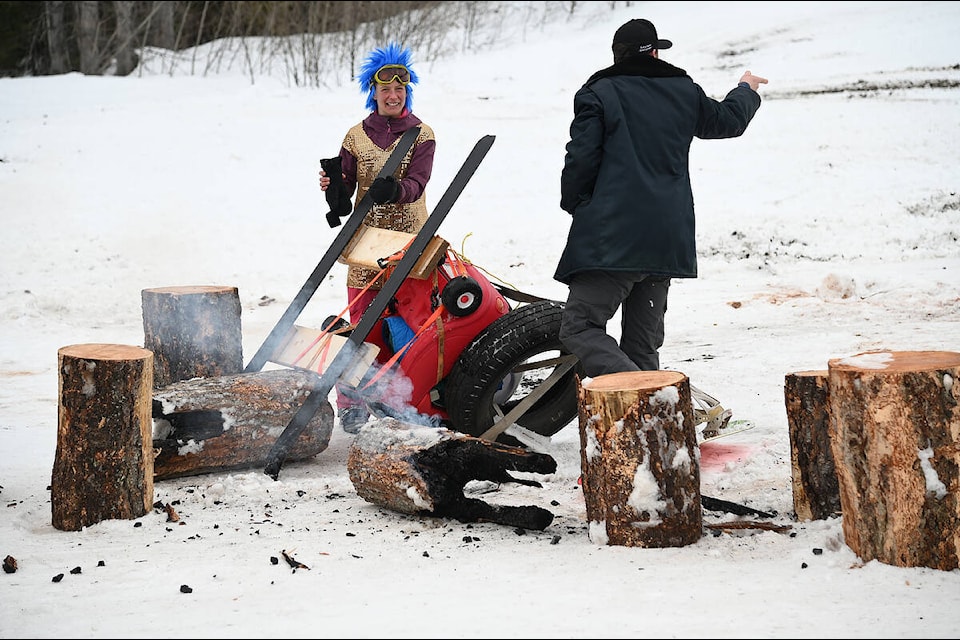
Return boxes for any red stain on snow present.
[699,441,757,472]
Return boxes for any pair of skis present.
[244,125,424,374]
[252,131,496,480]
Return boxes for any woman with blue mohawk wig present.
[319,41,436,434]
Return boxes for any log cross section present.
[141,285,243,388]
[52,343,155,531]
[827,350,960,571]
[577,370,702,547]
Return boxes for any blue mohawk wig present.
[357,42,419,112]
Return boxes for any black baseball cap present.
[613,18,673,54]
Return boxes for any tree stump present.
[152,369,334,480]
[52,344,155,531]
[828,350,960,570]
[347,418,557,530]
[784,370,841,521]
[142,285,243,388]
[577,371,702,547]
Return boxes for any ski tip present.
[699,419,756,443]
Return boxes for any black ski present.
[263,134,497,479]
[244,125,422,374]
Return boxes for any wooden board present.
[269,324,379,387]
[339,225,449,280]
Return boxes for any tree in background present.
[0,1,601,83]
[1,1,440,77]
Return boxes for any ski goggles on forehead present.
[373,64,411,85]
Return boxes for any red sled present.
[276,232,581,446]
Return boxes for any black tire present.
[443,299,582,444]
[441,276,483,317]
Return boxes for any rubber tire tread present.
[443,300,581,442]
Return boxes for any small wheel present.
[321,314,351,335]
[443,300,582,444]
[441,276,483,317]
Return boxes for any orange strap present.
[301,332,336,373]
[378,235,418,271]
[362,303,445,390]
[445,249,469,277]
[434,313,445,381]
[338,243,468,389]
[290,269,387,370]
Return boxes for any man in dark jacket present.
[555,18,767,377]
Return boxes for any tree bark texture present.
[577,371,702,547]
[828,350,960,570]
[113,1,137,76]
[142,285,243,388]
[152,369,333,480]
[784,370,841,521]
[77,0,100,74]
[52,344,155,531]
[151,0,175,49]
[347,418,557,530]
[44,1,68,74]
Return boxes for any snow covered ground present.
[1,2,958,637]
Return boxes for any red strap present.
[289,269,387,369]
[362,303,445,390]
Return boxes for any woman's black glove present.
[368,176,401,204]
[320,157,353,228]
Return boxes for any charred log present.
[347,418,557,530]
[152,369,333,480]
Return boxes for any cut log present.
[52,344,155,531]
[152,369,333,480]
[784,370,841,521]
[828,350,960,570]
[347,418,557,530]
[142,285,243,388]
[577,371,702,547]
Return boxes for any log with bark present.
[347,418,557,530]
[142,285,243,388]
[52,343,155,531]
[152,369,333,480]
[576,371,702,548]
[784,369,841,521]
[828,350,960,571]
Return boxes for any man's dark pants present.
[559,270,670,377]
